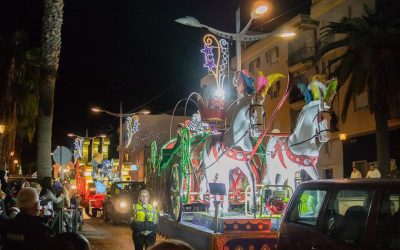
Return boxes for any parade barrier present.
[50,207,81,235]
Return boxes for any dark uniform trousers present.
[132,230,156,250]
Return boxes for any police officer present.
[130,190,158,249]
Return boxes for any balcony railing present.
[288,47,316,67]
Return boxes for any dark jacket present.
[0,199,8,221]
[0,212,52,250]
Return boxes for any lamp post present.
[175,1,295,71]
[91,101,150,175]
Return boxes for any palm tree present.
[36,0,64,179]
[318,0,400,175]
[0,30,41,172]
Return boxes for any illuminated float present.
[146,34,337,249]
[72,136,114,217]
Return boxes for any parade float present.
[72,136,117,217]
[145,33,339,249]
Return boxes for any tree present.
[318,0,400,175]
[36,0,64,179]
[0,30,41,172]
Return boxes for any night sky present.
[1,0,310,161]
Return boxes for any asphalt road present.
[81,216,165,250]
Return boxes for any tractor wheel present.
[167,165,182,222]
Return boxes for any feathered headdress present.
[257,71,285,97]
[297,75,338,104]
[297,82,313,103]
[239,70,255,94]
[324,78,338,102]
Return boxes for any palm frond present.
[317,39,349,59]
[341,83,354,122]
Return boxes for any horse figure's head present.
[290,100,330,152]
[291,78,337,150]
[225,93,265,149]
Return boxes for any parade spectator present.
[350,162,362,179]
[149,239,194,250]
[0,183,9,222]
[0,171,12,196]
[366,163,381,178]
[0,187,52,250]
[130,190,158,250]
[46,232,91,250]
[388,160,400,178]
[40,177,64,217]
[0,171,14,211]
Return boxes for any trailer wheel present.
[84,206,97,218]
[84,206,90,216]
[92,209,98,217]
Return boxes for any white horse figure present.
[201,93,264,212]
[263,94,332,190]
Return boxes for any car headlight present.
[119,201,127,208]
[114,199,130,213]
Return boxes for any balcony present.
[288,47,316,67]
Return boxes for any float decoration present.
[199,34,229,122]
[125,115,140,147]
[73,137,84,162]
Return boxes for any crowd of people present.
[0,171,87,249]
[0,172,195,250]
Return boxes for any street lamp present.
[175,1,295,71]
[91,101,150,175]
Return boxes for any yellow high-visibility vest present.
[132,203,158,223]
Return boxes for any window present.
[265,46,279,64]
[287,189,327,226]
[376,191,400,250]
[249,57,260,74]
[268,80,281,99]
[354,88,369,111]
[323,190,374,245]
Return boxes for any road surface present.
[81,216,165,250]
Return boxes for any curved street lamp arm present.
[101,110,121,117]
[205,23,274,42]
[204,26,239,40]
[241,32,274,41]
[238,18,254,36]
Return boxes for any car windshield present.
[112,182,145,195]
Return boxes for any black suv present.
[103,181,146,224]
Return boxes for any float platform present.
[157,212,280,250]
